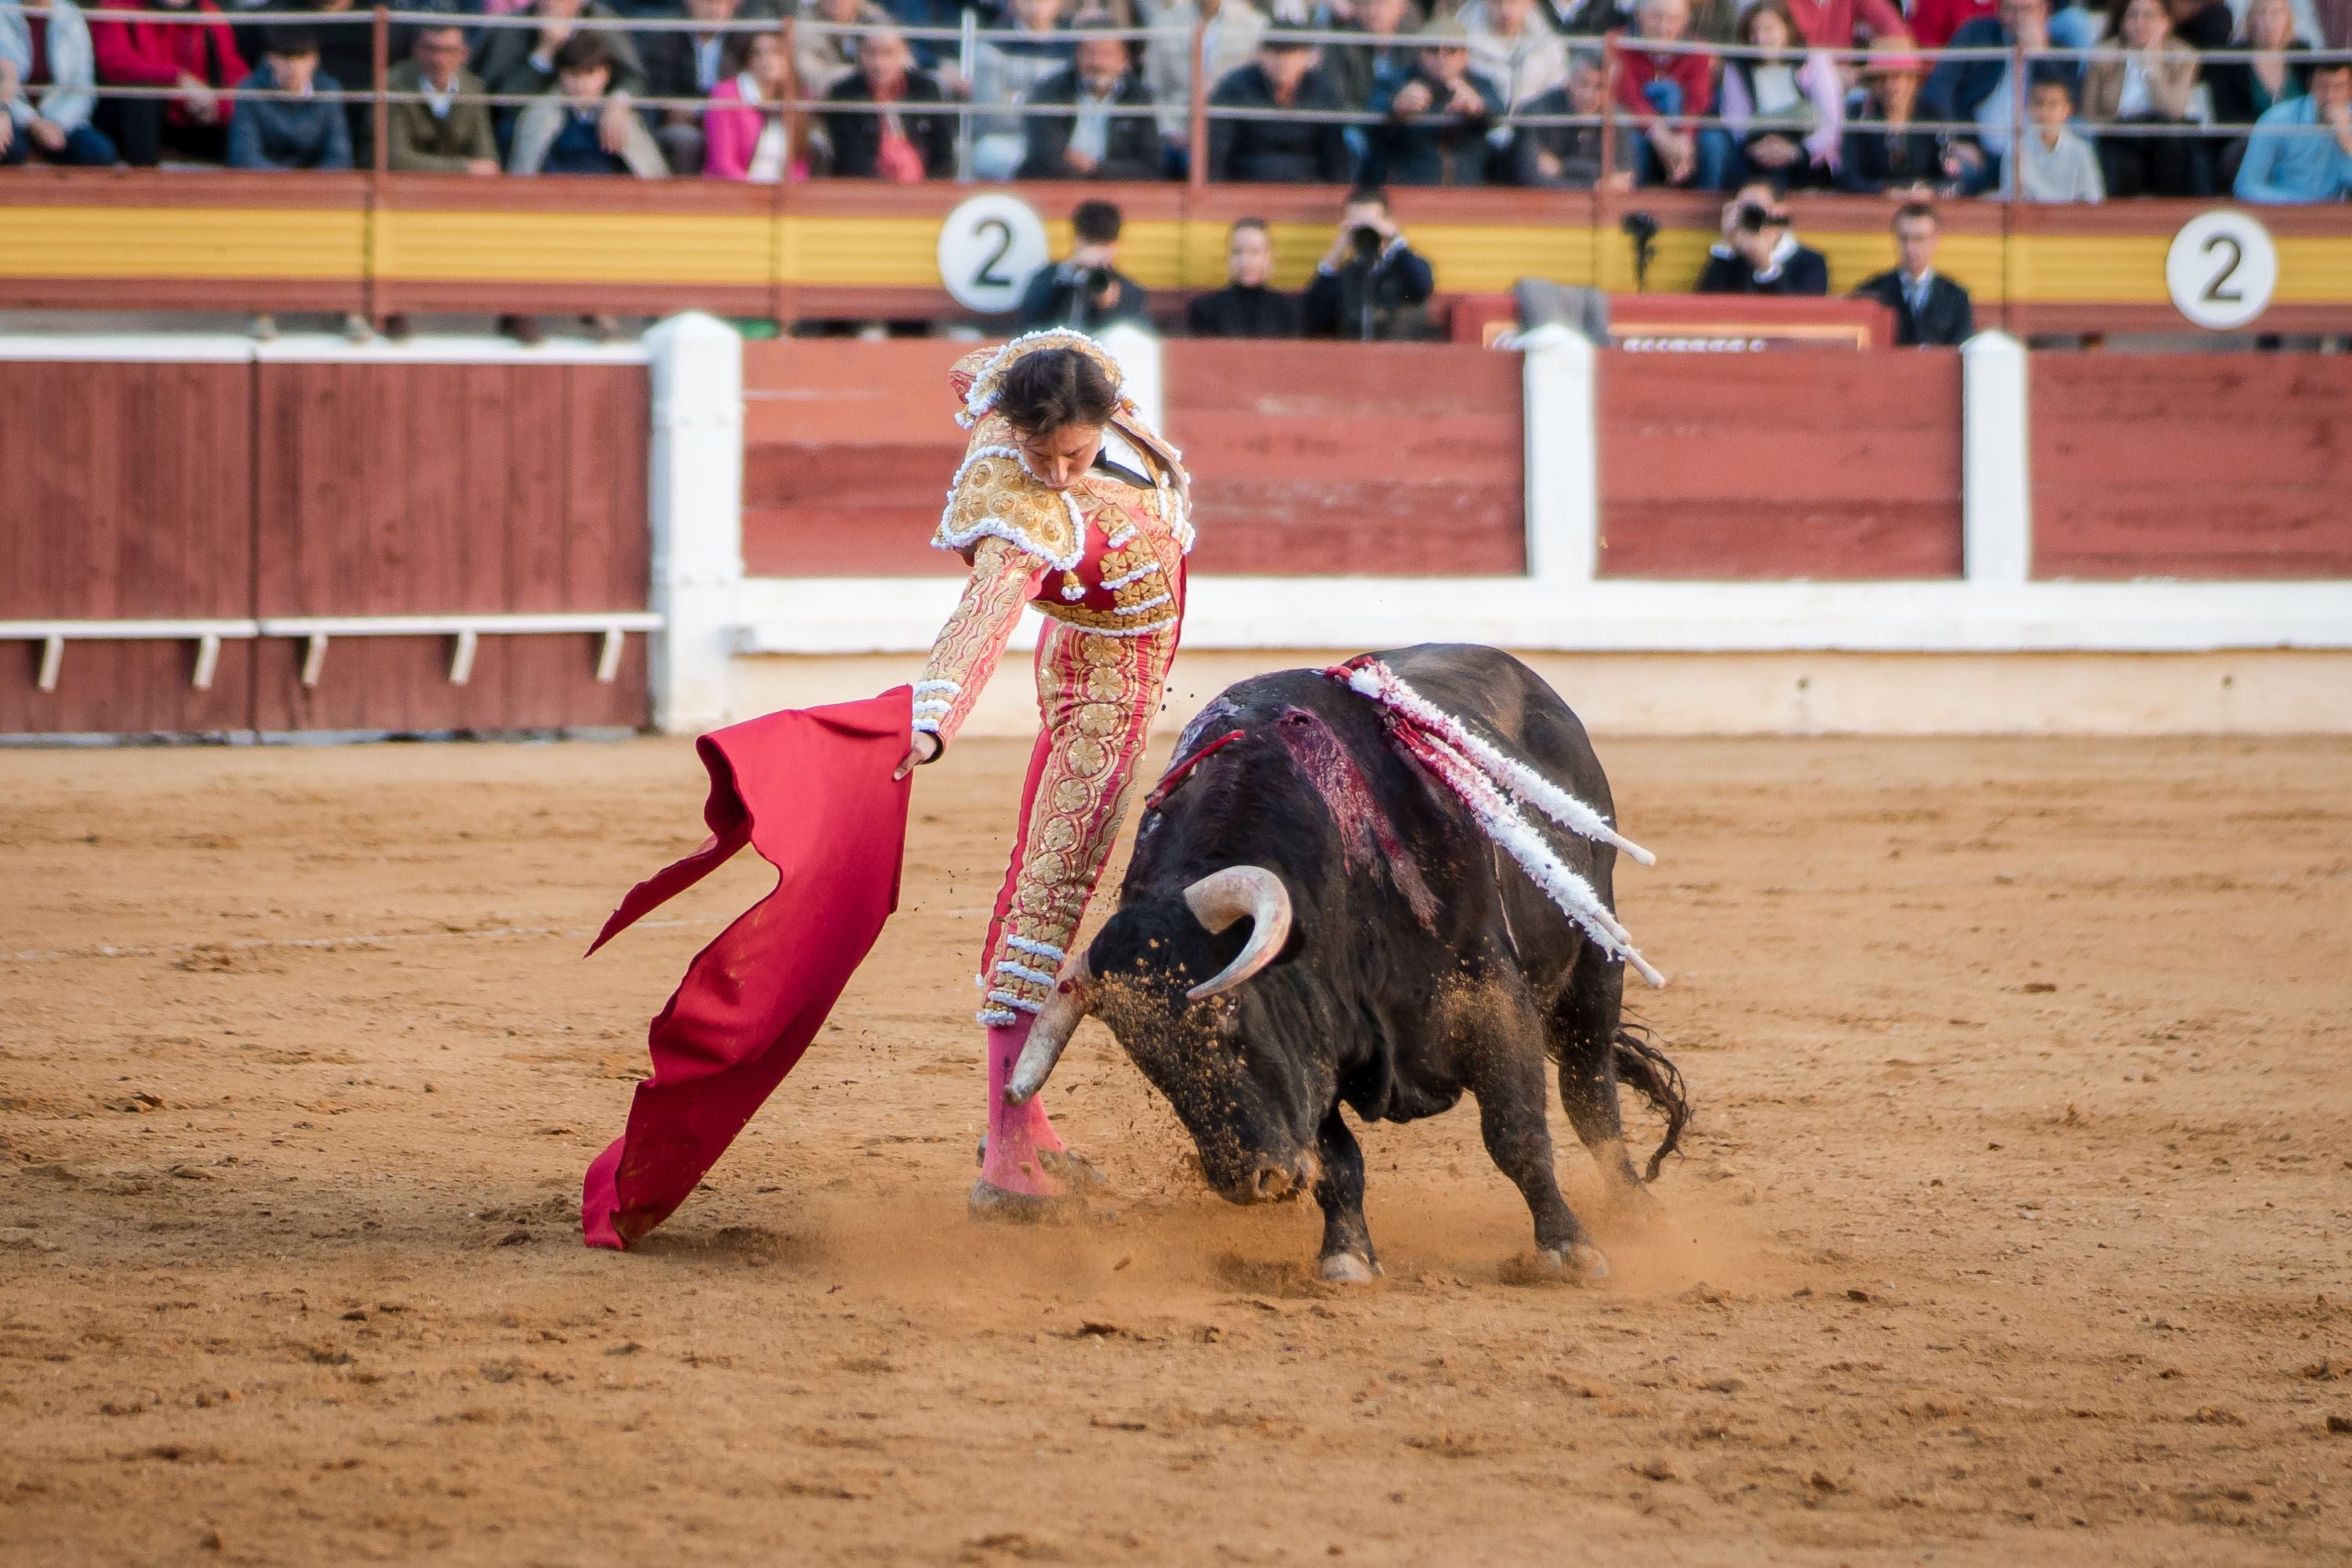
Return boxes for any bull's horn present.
[1182,866,1294,1001]
[1004,951,1093,1105]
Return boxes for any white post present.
[1962,329,2032,587]
[645,311,745,735]
[1096,321,1165,434]
[1518,324,1599,585]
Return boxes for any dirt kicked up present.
[1,732,2348,1567]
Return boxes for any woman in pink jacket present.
[702,28,813,180]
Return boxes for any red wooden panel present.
[1597,352,1963,579]
[1167,341,1527,577]
[0,360,258,734]
[252,633,646,735]
[0,641,256,737]
[2029,356,2352,580]
[252,360,650,732]
[740,339,971,576]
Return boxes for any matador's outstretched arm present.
[910,535,1047,757]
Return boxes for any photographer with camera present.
[1017,198,1154,332]
[1301,187,1438,341]
[1694,179,1828,295]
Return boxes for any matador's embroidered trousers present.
[975,617,1178,1192]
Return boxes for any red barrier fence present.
[1597,352,1965,580]
[0,360,259,735]
[2,354,652,739]
[2029,355,2352,581]
[743,339,1526,578]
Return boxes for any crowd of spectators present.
[0,0,2345,198]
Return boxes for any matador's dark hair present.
[996,347,1120,439]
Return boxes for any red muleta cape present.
[581,690,912,1250]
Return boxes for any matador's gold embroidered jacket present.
[909,332,1196,1025]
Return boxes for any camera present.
[1621,210,1659,291]
[1347,223,1385,263]
[1735,202,1771,233]
[1081,265,1115,296]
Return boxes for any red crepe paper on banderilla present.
[581,690,913,1250]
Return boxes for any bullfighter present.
[894,329,1194,1217]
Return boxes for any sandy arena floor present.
[2,730,2349,1566]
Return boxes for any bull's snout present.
[1220,1152,1319,1206]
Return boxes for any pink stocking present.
[980,1018,1068,1195]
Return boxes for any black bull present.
[1007,644,1689,1283]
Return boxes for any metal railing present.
[5,3,2346,194]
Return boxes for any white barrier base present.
[729,647,2352,739]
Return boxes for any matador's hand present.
[894,731,941,780]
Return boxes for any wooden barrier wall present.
[0,360,258,735]
[3,358,651,738]
[2028,356,2352,581]
[253,361,651,732]
[1596,353,1965,580]
[742,340,1526,577]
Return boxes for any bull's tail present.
[1611,1018,1689,1184]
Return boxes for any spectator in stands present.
[1457,0,1566,113]
[1321,0,1419,128]
[1143,0,1265,173]
[1018,196,1152,327]
[248,0,374,163]
[1925,0,2082,194]
[1720,0,1842,188]
[1838,39,1944,192]
[1780,0,1903,47]
[793,0,891,97]
[704,25,815,176]
[1908,0,1998,47]
[226,24,350,167]
[1541,0,1634,37]
[2084,0,2201,196]
[821,25,952,176]
[2156,0,2236,47]
[387,24,499,172]
[968,0,1072,180]
[1303,185,1436,338]
[91,0,247,165]
[1206,26,1354,182]
[642,0,774,176]
[510,31,666,171]
[474,0,646,141]
[1,0,118,165]
[1187,215,1302,335]
[1850,201,1974,344]
[2234,54,2352,199]
[1616,0,1729,188]
[2209,0,2312,181]
[1019,24,1163,179]
[2009,67,2107,197]
[1365,14,1504,183]
[1695,179,1829,292]
[1508,45,1635,187]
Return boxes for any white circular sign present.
[2165,210,2277,330]
[936,194,1049,316]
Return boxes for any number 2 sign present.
[936,194,1050,316]
[2165,211,2278,331]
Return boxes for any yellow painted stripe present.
[0,205,365,280]
[2275,237,2352,305]
[5,200,2347,308]
[377,210,771,284]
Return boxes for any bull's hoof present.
[1536,1243,1611,1283]
[1319,1251,1383,1284]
